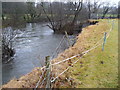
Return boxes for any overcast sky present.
[101,0,119,5]
[1,0,120,5]
[35,0,119,5]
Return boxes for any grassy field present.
[68,19,118,88]
[98,14,118,17]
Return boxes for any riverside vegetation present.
[2,19,118,88]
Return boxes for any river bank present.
[2,23,71,84]
[2,19,118,88]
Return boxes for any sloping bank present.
[2,19,118,88]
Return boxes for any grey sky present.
[1,0,120,5]
[101,0,119,5]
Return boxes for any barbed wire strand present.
[51,35,66,59]
[35,20,114,88]
[50,20,114,83]
[50,19,114,66]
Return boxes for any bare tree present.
[72,0,83,24]
[101,3,111,19]
[86,0,92,19]
[26,2,37,22]
[36,3,43,19]
[40,1,83,34]
[109,5,118,18]
[86,0,102,19]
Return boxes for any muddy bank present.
[2,20,101,88]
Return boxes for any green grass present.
[98,14,118,17]
[69,19,118,88]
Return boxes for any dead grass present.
[2,19,117,88]
[2,67,42,88]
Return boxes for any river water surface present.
[2,23,75,84]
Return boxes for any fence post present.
[112,20,114,30]
[45,56,51,88]
[102,32,107,51]
[108,19,109,23]
[65,31,71,47]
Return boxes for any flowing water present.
[2,23,75,84]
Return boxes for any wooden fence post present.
[65,31,71,47]
[45,56,51,88]
[102,32,107,51]
[112,20,114,30]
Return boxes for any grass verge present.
[68,19,118,88]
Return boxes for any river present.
[2,23,75,84]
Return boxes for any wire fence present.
[51,35,66,59]
[51,33,77,59]
[50,19,114,84]
[34,19,115,89]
